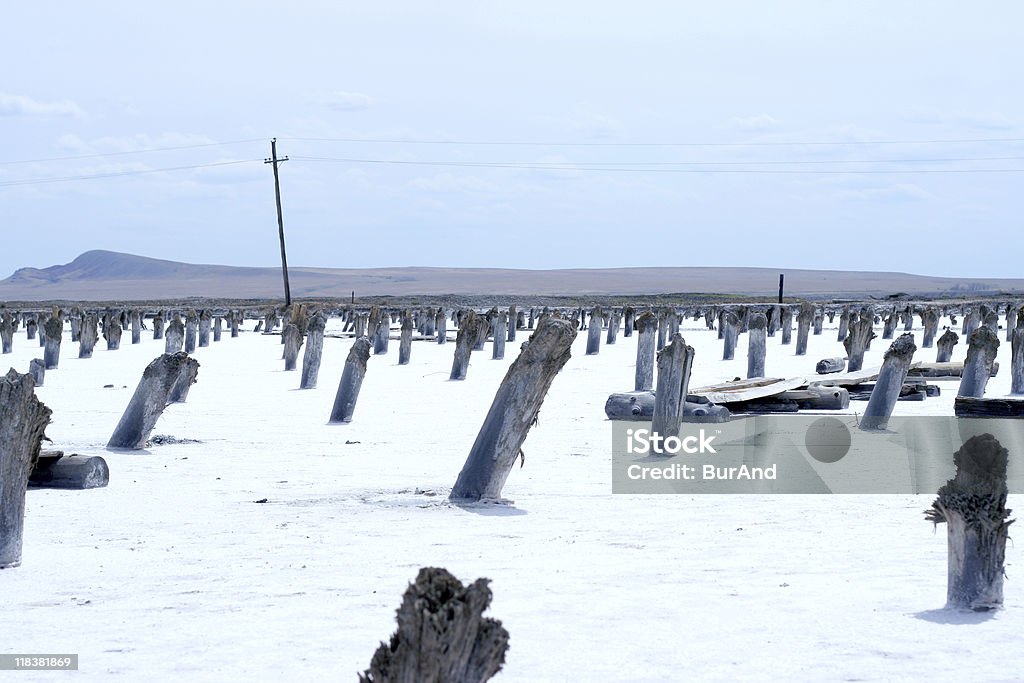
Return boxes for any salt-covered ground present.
[1,313,1021,682]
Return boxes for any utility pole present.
[265,138,292,306]
[778,273,785,303]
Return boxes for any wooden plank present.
[908,361,1000,378]
[691,376,805,404]
[954,397,1024,418]
[810,361,923,387]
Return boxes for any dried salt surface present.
[0,315,1020,682]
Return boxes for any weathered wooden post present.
[0,370,51,568]
[957,326,1000,398]
[936,329,959,363]
[861,334,917,430]
[634,311,657,392]
[198,310,211,347]
[450,312,479,380]
[983,310,999,334]
[107,353,200,449]
[721,311,738,360]
[78,315,98,358]
[715,308,725,341]
[104,315,122,350]
[38,314,48,348]
[168,356,200,403]
[921,308,939,348]
[474,311,492,351]
[127,310,140,345]
[1006,303,1018,342]
[795,301,814,355]
[623,306,635,338]
[449,318,576,502]
[25,317,37,341]
[213,316,223,342]
[652,334,695,438]
[153,313,164,340]
[507,305,517,342]
[0,313,12,354]
[359,566,509,683]
[300,314,326,389]
[882,309,898,340]
[229,311,239,338]
[436,308,447,344]
[492,311,507,360]
[903,306,914,332]
[837,306,850,342]
[184,311,198,353]
[780,306,793,345]
[843,313,875,372]
[812,309,824,336]
[747,312,767,379]
[69,309,81,342]
[586,306,602,355]
[165,317,185,354]
[28,359,45,387]
[43,317,62,370]
[399,313,414,365]
[282,324,303,371]
[606,309,619,345]
[329,337,371,423]
[925,434,1012,611]
[1012,317,1024,395]
[767,305,778,337]
[374,309,390,355]
[963,307,981,338]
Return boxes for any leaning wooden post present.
[474,311,492,351]
[43,317,62,370]
[107,353,199,449]
[780,306,793,345]
[399,313,414,365]
[634,311,658,391]
[861,333,917,430]
[184,311,198,353]
[586,306,602,355]
[198,310,211,347]
[359,567,509,683]
[957,326,1000,398]
[168,356,200,403]
[104,315,122,350]
[721,311,738,360]
[282,323,303,371]
[450,312,478,380]
[747,312,767,379]
[165,317,185,354]
[925,434,1012,611]
[795,301,814,355]
[152,313,164,340]
[78,315,98,358]
[28,359,45,387]
[652,334,695,438]
[329,337,371,423]
[1012,319,1024,395]
[449,318,576,502]
[0,370,52,568]
[300,314,326,389]
[936,329,959,363]
[492,312,507,360]
[843,313,875,372]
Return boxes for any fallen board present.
[810,362,922,388]
[908,361,1000,379]
[690,377,806,404]
[954,396,1024,417]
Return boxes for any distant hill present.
[0,249,1021,302]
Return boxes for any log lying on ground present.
[300,314,326,389]
[329,337,371,423]
[653,334,695,437]
[449,318,576,502]
[29,453,109,490]
[954,397,1024,417]
[107,353,199,449]
[282,323,303,371]
[0,370,52,568]
[925,434,1013,611]
[604,391,731,422]
[43,317,63,370]
[359,566,508,683]
[816,357,846,374]
[634,311,657,391]
[861,333,917,430]
[958,326,1000,398]
[908,361,999,379]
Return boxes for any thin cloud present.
[312,91,375,111]
[0,93,85,118]
[726,114,781,132]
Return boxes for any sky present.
[2,1,1022,279]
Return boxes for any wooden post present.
[882,309,898,340]
[449,318,576,502]
[767,305,778,337]
[837,306,850,342]
[623,306,634,338]
[104,315,122,350]
[399,313,414,365]
[213,316,223,342]
[168,355,200,403]
[634,311,657,392]
[198,310,211,347]
[606,309,619,345]
[780,306,793,345]
[652,334,695,438]
[165,317,185,354]
[721,311,738,360]
[450,312,478,380]
[184,311,198,353]
[474,311,491,351]
[747,312,767,379]
[329,337,371,423]
[153,313,164,340]
[229,311,239,338]
[507,305,516,342]
[0,370,51,568]
[300,314,326,389]
[1006,303,1018,342]
[282,323,303,371]
[983,310,999,334]
[492,311,507,360]
[108,353,199,449]
[78,315,98,358]
[69,310,81,342]
[0,314,12,354]
[843,312,875,372]
[586,306,602,355]
[812,309,823,336]
[957,326,1000,398]
[861,333,917,430]
[925,434,1012,611]
[28,359,45,387]
[921,308,939,348]
[963,307,981,338]
[795,301,814,355]
[936,329,959,363]
[1012,318,1024,395]
[374,309,390,355]
[436,308,447,344]
[359,567,508,683]
[25,317,37,341]
[38,314,48,348]
[43,317,62,370]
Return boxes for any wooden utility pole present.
[265,138,292,306]
[778,273,785,303]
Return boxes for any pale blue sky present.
[2,1,1021,279]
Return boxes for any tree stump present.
[165,318,185,354]
[653,334,695,438]
[449,318,576,501]
[399,313,414,365]
[359,567,508,683]
[843,313,875,372]
[28,359,45,387]
[300,314,326,389]
[861,333,917,430]
[108,353,199,449]
[450,312,478,381]
[925,434,1013,611]
[634,311,658,392]
[958,326,1000,398]
[330,338,371,423]
[795,302,814,355]
[492,312,506,360]
[586,306,602,355]
[282,324,303,371]
[43,317,63,370]
[0,370,51,568]
[747,312,767,379]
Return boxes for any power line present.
[0,138,264,166]
[0,159,262,187]
[283,135,1024,148]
